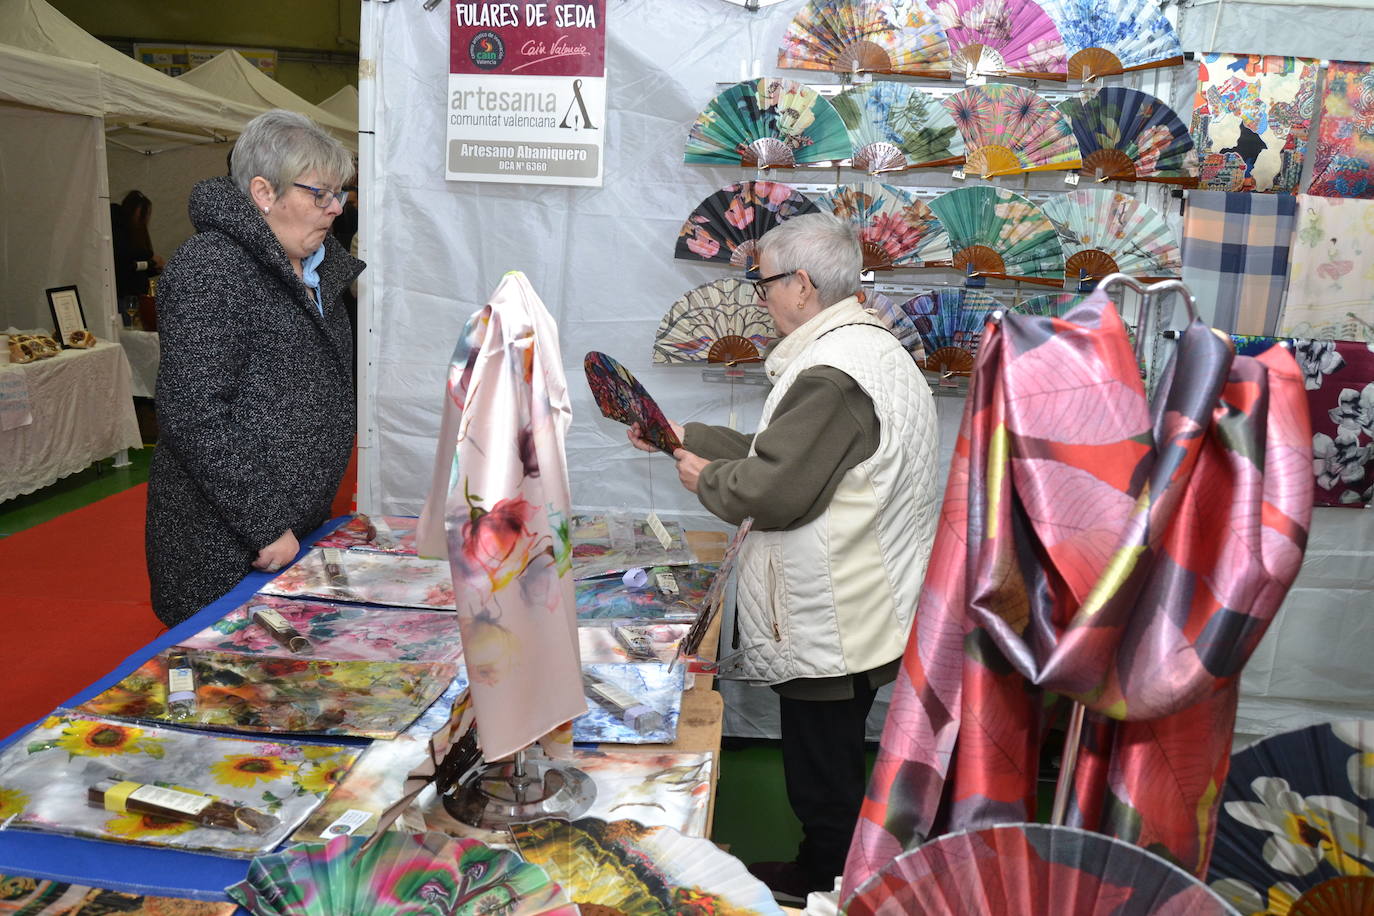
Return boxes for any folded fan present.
[1058,87,1195,184]
[675,180,819,272]
[652,278,775,365]
[584,351,682,454]
[928,186,1065,285]
[904,287,1001,376]
[868,290,926,357]
[684,78,851,168]
[1041,189,1181,281]
[1039,0,1184,80]
[817,182,952,269]
[944,83,1081,177]
[777,0,952,77]
[833,82,965,172]
[932,0,1068,80]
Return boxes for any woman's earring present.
[262,207,270,214]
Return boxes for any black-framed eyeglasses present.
[292,182,349,209]
[753,270,797,301]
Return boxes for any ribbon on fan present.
[842,292,1314,904]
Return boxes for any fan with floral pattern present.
[931,0,1069,80]
[653,278,775,366]
[675,181,819,272]
[817,182,953,269]
[904,287,1002,376]
[1039,0,1184,81]
[584,351,682,454]
[833,82,966,172]
[1040,189,1181,282]
[928,186,1065,285]
[684,78,852,168]
[1058,87,1196,185]
[777,0,952,77]
[944,83,1081,177]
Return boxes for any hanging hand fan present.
[928,186,1065,285]
[904,287,1002,375]
[652,278,775,366]
[932,0,1069,80]
[868,291,926,357]
[508,817,784,915]
[943,83,1081,177]
[677,520,753,663]
[1058,87,1195,185]
[584,352,682,454]
[1015,291,1087,315]
[845,823,1237,915]
[817,182,953,269]
[229,831,576,915]
[777,0,952,78]
[1040,189,1181,282]
[684,78,852,168]
[1039,0,1184,81]
[675,181,819,272]
[833,82,966,172]
[1208,720,1374,916]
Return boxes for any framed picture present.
[45,286,86,347]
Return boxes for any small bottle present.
[88,777,278,833]
[165,651,197,720]
[250,605,313,653]
[584,673,663,735]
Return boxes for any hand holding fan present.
[584,352,682,454]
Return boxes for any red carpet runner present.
[0,484,164,737]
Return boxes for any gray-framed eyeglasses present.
[292,182,349,209]
[752,270,797,301]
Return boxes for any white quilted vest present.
[729,296,939,685]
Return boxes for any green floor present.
[0,446,153,537]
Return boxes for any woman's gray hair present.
[230,109,353,196]
[755,212,862,308]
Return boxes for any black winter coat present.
[146,176,364,626]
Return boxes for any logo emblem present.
[468,30,505,70]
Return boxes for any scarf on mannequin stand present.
[841,292,1313,903]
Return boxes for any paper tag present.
[322,548,343,565]
[951,168,967,181]
[253,608,290,631]
[1064,172,1080,186]
[645,511,674,550]
[129,784,213,817]
[168,668,194,694]
[322,808,373,837]
[657,572,679,595]
[727,408,738,431]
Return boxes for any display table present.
[118,328,159,399]
[0,342,141,503]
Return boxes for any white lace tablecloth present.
[118,328,159,399]
[0,342,142,502]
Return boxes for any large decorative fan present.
[584,352,681,454]
[229,831,576,915]
[1039,0,1184,80]
[1015,291,1087,315]
[652,278,775,366]
[931,0,1069,80]
[1058,87,1195,185]
[868,290,926,356]
[817,182,952,269]
[1040,189,1181,282]
[845,823,1238,915]
[684,78,851,168]
[928,186,1065,285]
[904,287,1002,375]
[943,83,1081,177]
[833,82,965,172]
[508,817,784,915]
[1208,720,1374,916]
[777,0,952,77]
[675,181,819,272]
[678,520,753,661]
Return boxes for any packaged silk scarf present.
[259,549,456,610]
[1182,190,1297,334]
[315,514,418,554]
[1309,60,1374,199]
[0,877,237,914]
[1295,338,1374,507]
[1280,195,1374,343]
[574,563,717,622]
[1191,52,1319,192]
[568,512,698,580]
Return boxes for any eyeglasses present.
[292,182,349,209]
[752,270,797,301]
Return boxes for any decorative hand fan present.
[229,831,576,915]
[508,817,784,915]
[833,82,966,172]
[845,823,1238,915]
[931,0,1069,80]
[943,83,1081,177]
[1039,0,1184,80]
[817,182,953,269]
[927,186,1065,285]
[1015,291,1086,315]
[677,520,753,663]
[652,278,775,366]
[1058,87,1195,185]
[777,0,952,78]
[868,291,926,356]
[675,181,819,272]
[1040,189,1181,282]
[905,287,1002,375]
[1208,720,1374,916]
[584,352,682,454]
[684,78,852,168]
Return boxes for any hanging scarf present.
[842,293,1312,903]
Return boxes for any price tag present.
[645,511,674,550]
[323,809,373,837]
[951,168,967,181]
[728,408,739,431]
[1064,172,1080,186]
[322,548,343,566]
[656,572,679,595]
[128,784,213,816]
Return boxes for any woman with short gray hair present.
[628,212,940,901]
[146,109,364,625]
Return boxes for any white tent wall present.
[361,0,1374,740]
[106,144,233,268]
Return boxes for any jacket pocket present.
[765,546,785,642]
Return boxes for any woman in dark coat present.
[146,109,364,626]
[111,190,163,299]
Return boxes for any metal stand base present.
[443,752,595,829]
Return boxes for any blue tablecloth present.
[0,517,361,903]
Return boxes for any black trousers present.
[778,678,880,882]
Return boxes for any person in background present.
[110,190,163,299]
[145,110,364,627]
[627,213,940,903]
